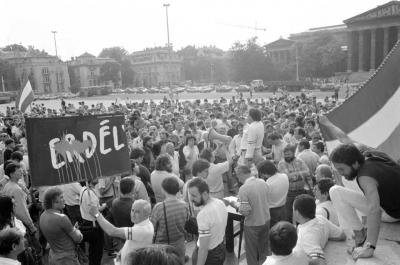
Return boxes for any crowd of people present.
[0,91,399,265]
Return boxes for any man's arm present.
[358,176,381,246]
[245,124,256,159]
[12,189,36,232]
[90,208,125,239]
[196,236,211,265]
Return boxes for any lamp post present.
[163,3,171,86]
[51,31,58,58]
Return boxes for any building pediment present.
[265,38,295,49]
[344,1,400,24]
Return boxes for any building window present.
[42,68,49,75]
[90,71,95,77]
[43,75,50,83]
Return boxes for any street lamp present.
[51,31,58,58]
[163,3,171,86]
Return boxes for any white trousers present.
[330,185,400,231]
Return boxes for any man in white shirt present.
[165,142,180,177]
[258,160,289,227]
[264,221,308,265]
[297,140,320,179]
[88,199,154,265]
[60,182,83,224]
[189,178,227,265]
[199,148,232,199]
[0,228,25,265]
[228,123,243,159]
[245,108,265,166]
[267,133,287,164]
[293,194,345,264]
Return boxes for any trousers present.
[330,185,400,231]
[244,222,270,265]
[192,242,225,265]
[81,220,104,265]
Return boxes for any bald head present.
[315,164,333,182]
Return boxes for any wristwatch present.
[365,242,376,250]
[94,212,100,219]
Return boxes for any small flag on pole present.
[319,40,400,161]
[15,80,35,113]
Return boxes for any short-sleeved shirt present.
[151,171,183,203]
[297,215,343,258]
[120,219,154,265]
[197,198,228,249]
[238,177,270,226]
[206,161,229,195]
[79,187,100,222]
[266,173,289,208]
[111,197,134,227]
[39,210,76,253]
[150,199,188,243]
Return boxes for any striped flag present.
[15,80,34,113]
[319,40,400,161]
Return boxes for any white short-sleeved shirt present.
[316,200,339,227]
[79,187,100,222]
[266,173,289,208]
[120,219,154,265]
[197,198,228,250]
[263,247,308,265]
[206,161,229,194]
[297,215,343,258]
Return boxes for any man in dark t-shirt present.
[111,178,135,228]
[329,144,400,260]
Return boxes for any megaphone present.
[207,128,232,145]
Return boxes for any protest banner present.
[25,114,130,187]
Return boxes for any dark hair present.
[155,155,171,171]
[125,244,182,265]
[120,177,135,195]
[306,119,315,127]
[295,127,306,138]
[249,108,262,121]
[298,139,310,150]
[330,144,364,166]
[10,151,23,162]
[267,133,281,141]
[4,162,20,176]
[293,194,316,219]
[5,139,14,146]
[257,160,277,176]
[313,141,325,153]
[199,148,213,162]
[0,196,13,230]
[283,144,296,153]
[185,135,196,145]
[269,221,298,255]
[161,177,180,195]
[188,177,209,194]
[0,228,24,256]
[316,179,335,200]
[130,148,145,159]
[143,136,152,147]
[43,187,63,210]
[192,159,210,177]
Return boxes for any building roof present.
[78,52,96,58]
[344,1,400,24]
[265,38,295,49]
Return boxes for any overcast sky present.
[0,0,389,60]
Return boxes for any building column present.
[397,26,400,42]
[358,30,364,72]
[370,28,376,71]
[347,31,353,72]
[383,27,389,57]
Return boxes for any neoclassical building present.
[130,46,182,87]
[5,55,70,94]
[345,1,400,73]
[265,1,400,81]
[67,52,120,91]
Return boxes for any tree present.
[99,47,134,88]
[229,37,276,82]
[100,62,121,86]
[299,32,346,78]
[0,60,18,91]
[3,44,27,52]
